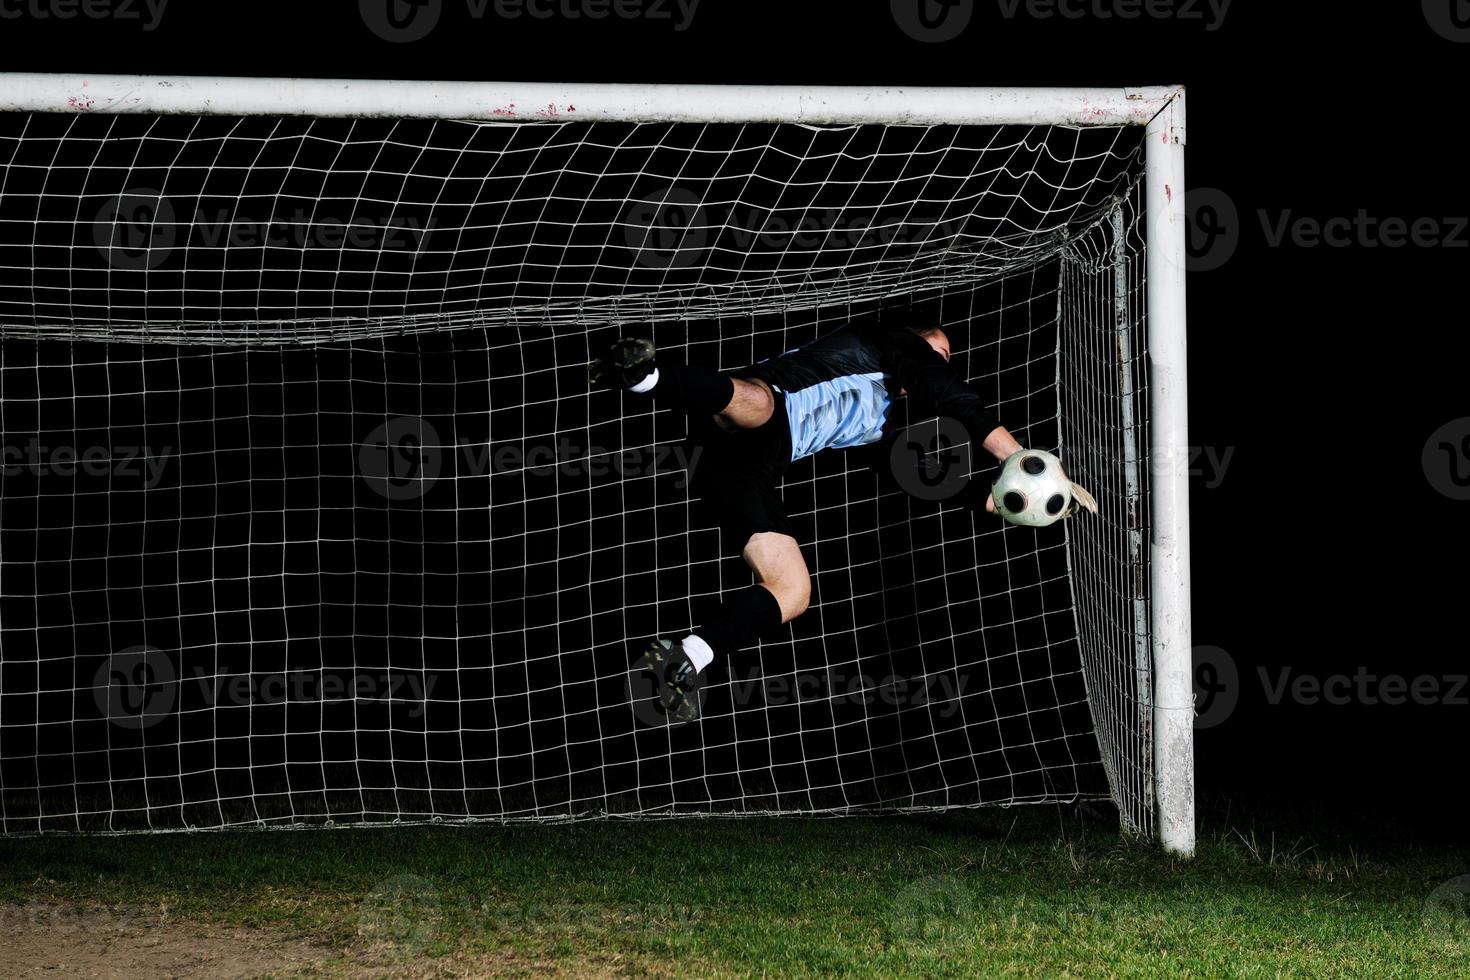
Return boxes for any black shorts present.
[685,387,795,546]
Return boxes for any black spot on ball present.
[1022,455,1047,476]
[1004,492,1026,514]
[1046,493,1066,515]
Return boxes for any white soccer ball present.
[992,449,1074,528]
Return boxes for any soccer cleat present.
[640,638,704,723]
[589,337,657,390]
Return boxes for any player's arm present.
[976,426,1025,512]
[890,338,1100,519]
[886,337,1057,514]
[980,424,1023,464]
[885,336,1014,459]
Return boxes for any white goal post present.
[0,74,1192,856]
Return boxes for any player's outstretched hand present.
[959,476,1003,516]
[1066,480,1099,517]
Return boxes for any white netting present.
[0,111,1152,833]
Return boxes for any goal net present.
[0,78,1190,848]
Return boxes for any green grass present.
[2,807,1467,977]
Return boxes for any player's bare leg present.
[640,532,807,723]
[593,338,804,723]
[740,532,809,622]
[712,377,775,431]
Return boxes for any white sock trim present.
[680,634,715,673]
[629,366,660,394]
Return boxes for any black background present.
[2,0,1465,838]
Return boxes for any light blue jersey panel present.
[782,372,891,461]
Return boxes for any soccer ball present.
[992,449,1075,528]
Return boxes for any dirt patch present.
[1,904,337,978]
[0,903,678,978]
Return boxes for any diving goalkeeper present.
[590,321,1088,722]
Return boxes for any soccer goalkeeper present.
[590,320,1087,722]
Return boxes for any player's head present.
[907,324,950,362]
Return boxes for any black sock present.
[699,585,785,659]
[642,363,734,416]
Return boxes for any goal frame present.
[0,74,1194,857]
